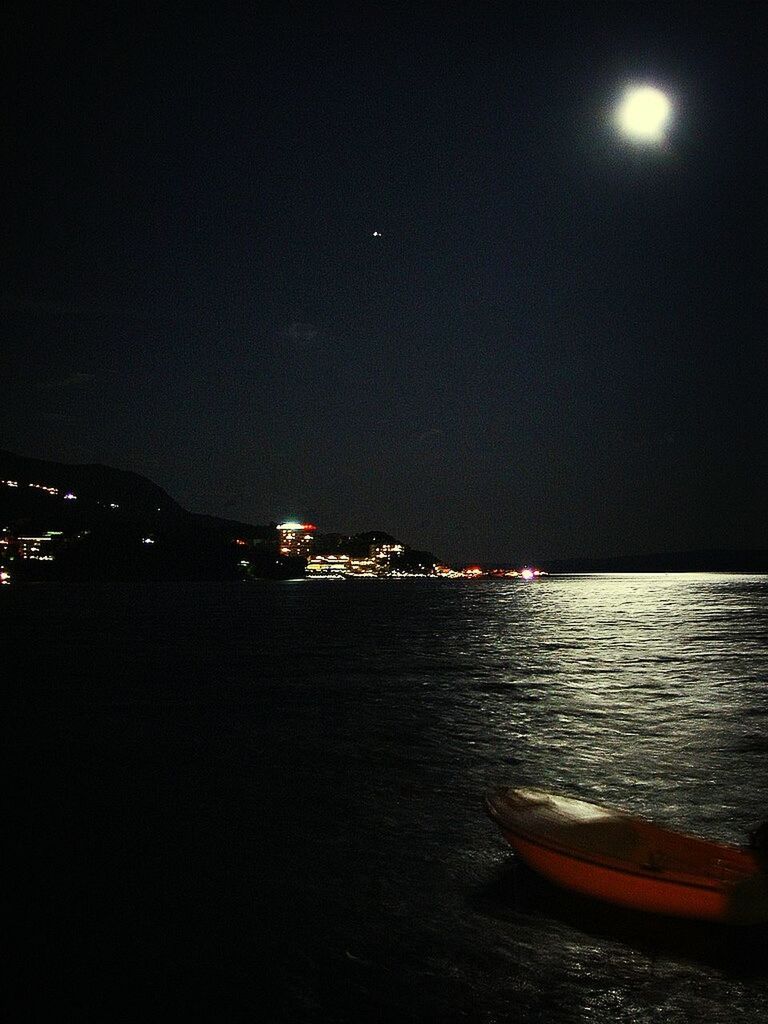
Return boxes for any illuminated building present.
[434,564,462,578]
[0,528,13,565]
[306,550,444,578]
[370,540,405,564]
[17,535,55,561]
[276,521,316,558]
[306,554,353,575]
[305,553,382,577]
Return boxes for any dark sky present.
[3,1,766,563]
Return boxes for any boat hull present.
[486,787,766,923]
[502,829,728,920]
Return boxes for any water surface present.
[7,574,768,1021]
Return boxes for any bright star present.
[616,85,672,143]
[372,231,382,237]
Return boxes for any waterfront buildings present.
[17,534,57,560]
[276,522,316,558]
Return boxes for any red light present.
[301,524,317,531]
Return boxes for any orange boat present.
[485,786,768,923]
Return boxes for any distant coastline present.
[0,449,440,582]
[2,449,766,582]
[540,550,768,574]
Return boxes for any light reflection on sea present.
[6,573,768,1021]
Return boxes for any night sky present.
[3,2,766,564]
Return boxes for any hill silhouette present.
[0,450,287,580]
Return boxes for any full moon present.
[615,85,672,143]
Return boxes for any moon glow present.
[616,85,672,143]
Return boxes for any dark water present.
[6,575,768,1022]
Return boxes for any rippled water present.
[7,575,768,1021]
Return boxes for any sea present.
[6,574,768,1022]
